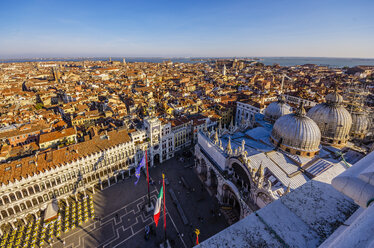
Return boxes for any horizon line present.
[1,55,374,60]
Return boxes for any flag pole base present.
[159,239,171,248]
[145,202,154,213]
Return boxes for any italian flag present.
[154,186,163,227]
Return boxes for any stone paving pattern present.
[51,153,228,248]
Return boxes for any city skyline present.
[1,0,374,59]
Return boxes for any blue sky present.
[0,0,373,58]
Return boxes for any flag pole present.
[146,149,151,207]
[162,173,167,244]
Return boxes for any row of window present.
[0,157,133,207]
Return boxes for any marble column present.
[216,180,223,202]
[100,181,103,190]
[206,170,212,187]
[196,160,202,174]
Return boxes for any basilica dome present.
[270,104,321,157]
[350,109,370,139]
[307,92,352,148]
[264,95,292,123]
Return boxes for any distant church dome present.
[264,95,292,123]
[307,92,352,148]
[270,104,321,157]
[350,109,370,139]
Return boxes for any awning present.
[44,199,59,222]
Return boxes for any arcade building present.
[0,117,175,236]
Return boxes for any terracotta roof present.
[39,127,76,144]
[0,123,50,140]
[171,117,191,127]
[0,129,131,185]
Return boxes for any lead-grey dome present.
[270,105,321,157]
[307,92,352,147]
[350,109,370,139]
[264,95,292,123]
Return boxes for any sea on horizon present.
[1,57,374,68]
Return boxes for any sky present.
[0,0,373,58]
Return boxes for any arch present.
[231,162,252,191]
[22,188,29,197]
[28,186,34,195]
[101,178,108,188]
[20,203,26,211]
[221,183,241,223]
[16,191,22,200]
[154,154,160,165]
[45,180,51,189]
[209,168,218,190]
[7,208,14,216]
[1,210,8,218]
[3,196,10,204]
[37,196,43,204]
[39,182,46,191]
[34,184,40,193]
[9,193,16,202]
[14,205,21,213]
[61,174,66,183]
[230,158,252,185]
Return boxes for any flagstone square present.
[49,153,228,248]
